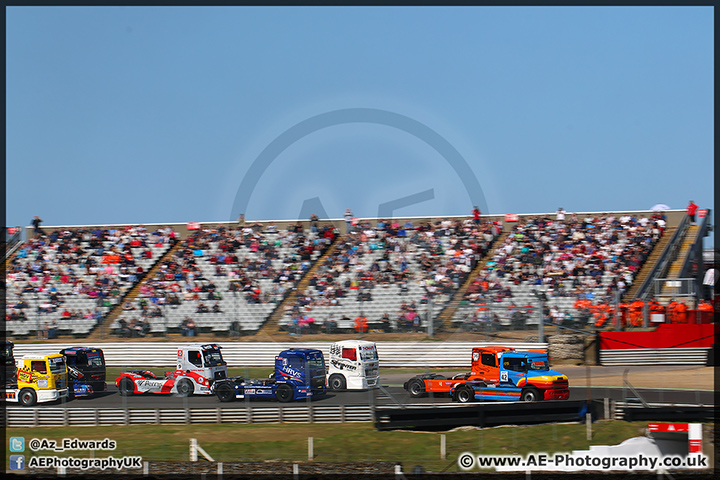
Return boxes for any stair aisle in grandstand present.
[434,229,510,329]
[621,226,677,302]
[658,223,701,297]
[258,233,343,335]
[86,240,184,340]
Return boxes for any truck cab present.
[327,340,379,390]
[275,348,327,394]
[2,340,16,387]
[213,348,326,403]
[116,344,228,397]
[60,347,107,397]
[452,348,569,403]
[177,344,227,384]
[3,354,69,406]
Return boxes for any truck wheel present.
[118,378,134,396]
[276,384,294,403]
[328,374,346,391]
[521,388,541,402]
[407,378,425,398]
[19,388,37,407]
[176,379,194,397]
[454,385,475,403]
[215,383,235,402]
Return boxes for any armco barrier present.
[4,405,374,428]
[618,404,716,423]
[11,342,548,368]
[628,406,716,422]
[373,400,598,430]
[600,348,710,366]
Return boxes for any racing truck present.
[2,340,16,387]
[60,347,107,398]
[327,340,379,391]
[212,348,326,403]
[2,353,69,406]
[115,343,227,396]
[404,346,569,402]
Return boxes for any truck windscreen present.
[203,350,225,367]
[528,359,549,371]
[3,345,13,365]
[308,357,324,371]
[360,347,377,361]
[49,357,66,374]
[85,351,105,367]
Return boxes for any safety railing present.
[636,215,689,301]
[600,347,710,366]
[4,405,374,428]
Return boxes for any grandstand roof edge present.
[26,209,687,230]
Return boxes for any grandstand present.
[3,208,714,341]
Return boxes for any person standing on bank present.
[472,206,481,226]
[687,201,698,225]
[344,208,354,235]
[32,215,43,236]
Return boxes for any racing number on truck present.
[500,371,508,382]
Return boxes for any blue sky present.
[6,7,714,237]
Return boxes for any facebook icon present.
[9,455,25,470]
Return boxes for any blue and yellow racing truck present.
[212,348,326,403]
[450,348,569,403]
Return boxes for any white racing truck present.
[326,340,379,391]
[115,344,228,396]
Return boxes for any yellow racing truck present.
[2,353,69,406]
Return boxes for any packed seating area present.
[4,226,176,337]
[5,210,710,340]
[450,212,667,330]
[110,222,336,337]
[278,218,501,333]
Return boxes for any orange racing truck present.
[403,346,569,402]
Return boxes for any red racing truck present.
[404,346,569,402]
[115,344,227,396]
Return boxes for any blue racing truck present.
[212,348,326,403]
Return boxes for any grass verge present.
[6,421,667,472]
